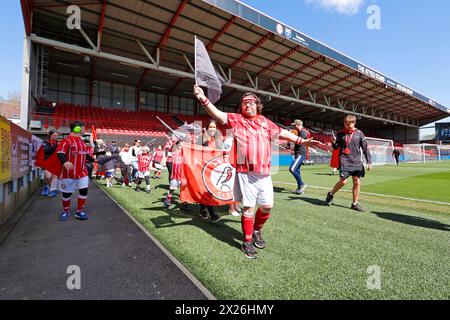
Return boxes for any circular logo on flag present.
[202,155,235,201]
[61,184,66,190]
[276,24,284,35]
[284,28,292,39]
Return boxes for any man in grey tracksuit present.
[325,115,372,212]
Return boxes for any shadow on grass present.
[145,202,243,250]
[371,211,450,232]
[286,196,326,207]
[154,184,169,190]
[273,186,291,194]
[312,173,336,176]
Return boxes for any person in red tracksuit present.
[152,145,164,179]
[56,121,96,221]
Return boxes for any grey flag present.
[195,37,225,104]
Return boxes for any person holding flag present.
[193,85,319,258]
[196,119,224,222]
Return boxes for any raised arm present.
[193,85,228,125]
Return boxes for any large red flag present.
[180,144,235,206]
[35,147,62,176]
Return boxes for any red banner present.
[35,147,62,176]
[180,144,235,206]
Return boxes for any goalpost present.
[401,144,444,163]
[365,137,396,165]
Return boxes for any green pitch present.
[98,162,450,299]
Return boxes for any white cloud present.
[305,0,365,16]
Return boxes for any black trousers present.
[200,204,215,215]
[166,161,173,183]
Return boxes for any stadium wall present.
[374,126,420,144]
[0,116,42,230]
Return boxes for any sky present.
[1,0,449,136]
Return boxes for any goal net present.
[365,137,395,165]
[401,144,442,163]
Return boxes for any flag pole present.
[194,35,198,85]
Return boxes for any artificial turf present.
[98,162,450,299]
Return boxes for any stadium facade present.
[19,0,450,143]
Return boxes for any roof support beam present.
[157,0,189,51]
[183,54,195,73]
[217,64,230,83]
[136,40,157,64]
[299,65,344,89]
[256,45,301,77]
[229,32,273,69]
[270,79,281,95]
[97,0,107,51]
[30,35,417,128]
[308,91,316,104]
[206,16,237,51]
[138,0,189,92]
[79,27,97,50]
[246,72,257,90]
[291,86,300,100]
[277,55,325,83]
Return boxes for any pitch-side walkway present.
[0,182,211,300]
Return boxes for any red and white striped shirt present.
[57,135,89,179]
[152,150,164,163]
[138,154,152,172]
[227,113,281,176]
[171,150,183,181]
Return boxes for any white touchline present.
[272,181,450,206]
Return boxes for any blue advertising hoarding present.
[436,123,450,141]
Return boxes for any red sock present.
[241,215,254,242]
[167,194,172,201]
[254,208,270,231]
[157,171,161,177]
[62,197,71,212]
[77,196,87,212]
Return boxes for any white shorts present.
[169,179,180,190]
[58,176,89,193]
[233,172,274,208]
[154,162,162,170]
[138,171,151,178]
